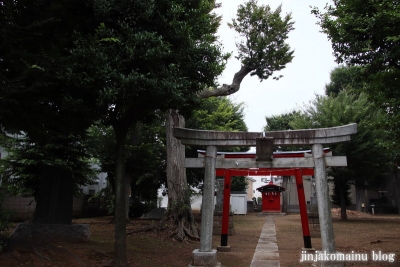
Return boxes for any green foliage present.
[228,0,295,80]
[231,176,249,192]
[264,111,300,132]
[66,0,229,127]
[0,0,97,137]
[0,0,100,201]
[289,90,391,218]
[312,1,400,73]
[312,1,400,155]
[325,66,366,97]
[89,182,115,215]
[290,90,391,188]
[87,118,165,206]
[187,97,247,132]
[186,97,249,188]
[264,111,306,151]
[0,134,97,198]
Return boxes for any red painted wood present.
[221,170,231,237]
[295,169,311,244]
[216,168,314,177]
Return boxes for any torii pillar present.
[175,124,357,267]
[313,144,343,267]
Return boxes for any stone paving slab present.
[253,252,279,260]
[258,237,277,243]
[255,243,278,252]
[250,216,280,267]
[250,260,280,267]
[260,233,275,239]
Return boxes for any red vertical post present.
[221,170,231,247]
[295,168,312,248]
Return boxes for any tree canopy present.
[185,97,248,189]
[312,0,400,155]
[187,97,247,132]
[264,111,300,132]
[312,0,400,72]
[324,65,365,97]
[290,90,391,219]
[0,0,97,137]
[229,0,294,81]
[65,1,228,265]
[198,0,294,98]
[0,0,100,218]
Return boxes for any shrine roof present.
[256,181,286,192]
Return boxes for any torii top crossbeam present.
[174,123,357,147]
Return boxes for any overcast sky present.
[215,0,338,133]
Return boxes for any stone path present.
[250,216,280,267]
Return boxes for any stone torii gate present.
[197,148,332,251]
[174,123,357,267]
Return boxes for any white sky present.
[215,0,338,133]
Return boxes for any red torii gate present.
[198,149,331,250]
[218,168,312,250]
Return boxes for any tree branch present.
[197,65,253,98]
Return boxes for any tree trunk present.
[339,182,348,221]
[111,126,128,266]
[33,165,73,224]
[197,65,252,98]
[393,169,400,215]
[355,186,366,212]
[161,109,200,242]
[125,174,131,221]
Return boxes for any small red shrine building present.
[256,181,286,213]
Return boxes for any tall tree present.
[290,91,391,220]
[312,0,400,163]
[0,0,99,224]
[164,0,293,240]
[164,96,248,241]
[66,1,227,265]
[312,0,400,74]
[198,0,294,98]
[324,65,365,97]
[87,119,165,220]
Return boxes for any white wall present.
[80,171,108,195]
[157,185,215,212]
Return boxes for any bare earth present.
[0,210,399,267]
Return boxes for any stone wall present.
[4,194,84,221]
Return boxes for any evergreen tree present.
[0,0,99,224]
[290,91,391,220]
[66,1,227,264]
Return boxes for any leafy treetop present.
[198,0,294,98]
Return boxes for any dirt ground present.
[276,210,400,267]
[0,210,399,267]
